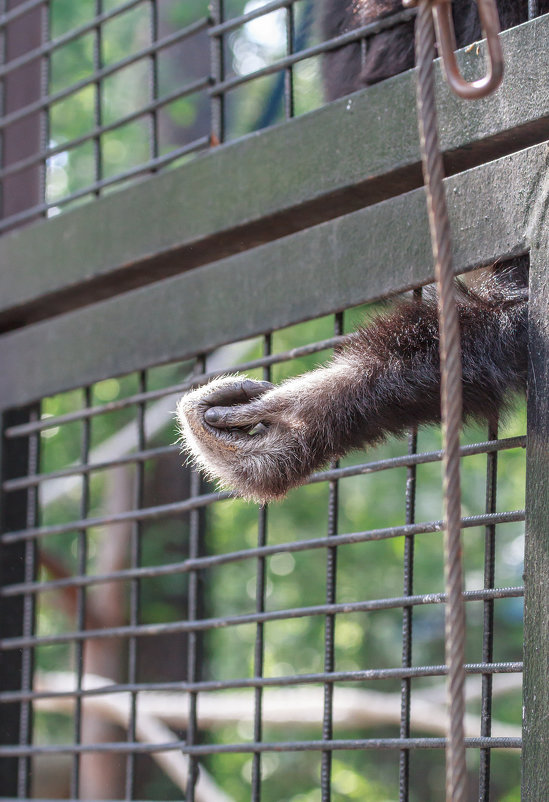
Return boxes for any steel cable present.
[414,3,466,800]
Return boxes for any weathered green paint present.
[0,15,548,329]
[523,186,549,800]
[0,144,543,411]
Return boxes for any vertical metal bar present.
[0,408,38,796]
[17,407,40,798]
[0,0,6,217]
[38,0,49,217]
[528,1,539,19]
[399,415,418,802]
[478,420,497,802]
[210,0,224,144]
[186,354,207,802]
[148,0,159,163]
[93,0,103,196]
[125,370,146,800]
[320,312,343,802]
[2,0,42,226]
[251,333,271,802]
[0,14,7,750]
[70,387,92,798]
[522,238,549,800]
[284,2,294,120]
[0,6,43,788]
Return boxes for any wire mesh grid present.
[0,290,527,800]
[0,0,422,233]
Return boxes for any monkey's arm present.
[177,285,526,504]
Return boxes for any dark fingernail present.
[205,408,219,423]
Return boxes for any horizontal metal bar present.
[0,459,525,541]
[1,489,232,544]
[0,662,523,705]
[0,17,546,334]
[1,433,525,498]
[0,19,209,130]
[209,0,295,35]
[0,508,525,593]
[209,9,416,96]
[0,736,522,758]
[0,76,212,183]
[2,444,176,492]
[0,585,524,651]
[308,436,526,484]
[0,740,179,758]
[0,0,46,26]
[0,142,542,409]
[0,136,211,234]
[212,5,414,38]
[47,135,211,203]
[0,0,165,80]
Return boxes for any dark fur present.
[177,1,535,503]
[322,1,548,100]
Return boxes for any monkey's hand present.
[177,372,342,503]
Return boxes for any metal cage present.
[0,3,548,801]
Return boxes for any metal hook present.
[404,0,504,99]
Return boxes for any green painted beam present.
[0,15,548,330]
[523,194,549,801]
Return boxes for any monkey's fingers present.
[204,404,265,429]
[202,379,273,407]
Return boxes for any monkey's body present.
[177,1,539,504]
[322,1,547,99]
